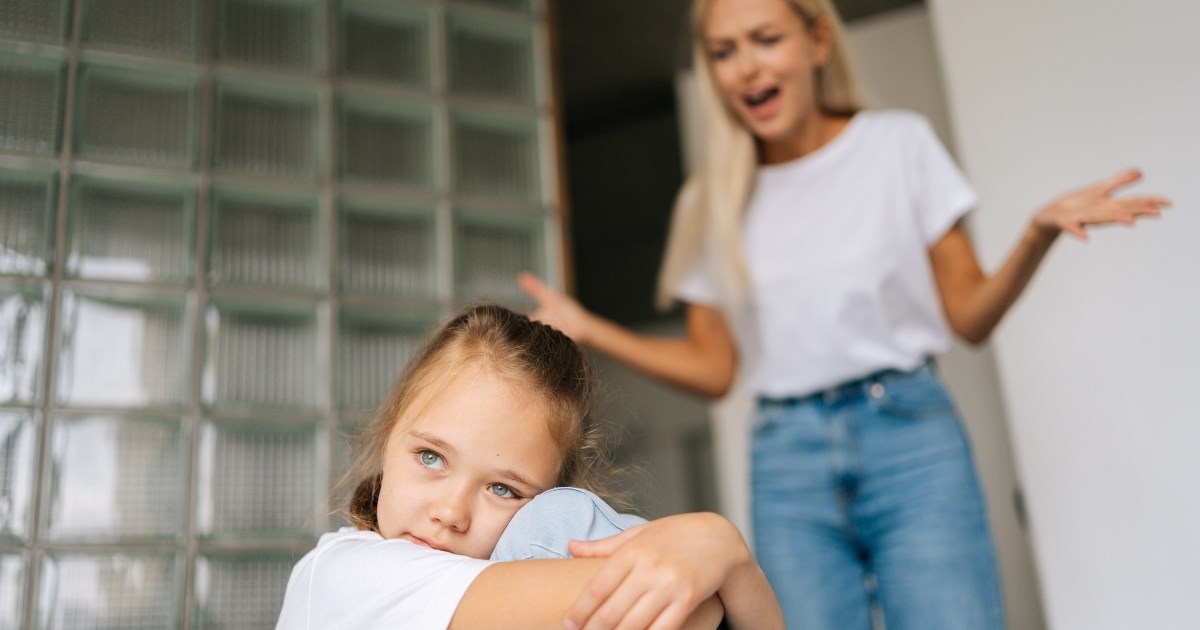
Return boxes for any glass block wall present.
[0,0,559,626]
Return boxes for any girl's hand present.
[517,272,593,343]
[563,513,751,630]
[1032,168,1172,241]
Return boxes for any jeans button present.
[870,383,885,399]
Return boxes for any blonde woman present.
[520,0,1172,627]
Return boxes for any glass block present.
[82,0,199,59]
[193,552,298,629]
[66,178,194,283]
[208,189,321,290]
[38,553,180,628]
[454,210,543,307]
[0,52,65,156]
[338,98,433,188]
[203,301,321,411]
[75,64,198,168]
[447,10,535,103]
[0,412,37,544]
[338,2,430,87]
[0,553,27,628]
[55,288,191,409]
[338,202,436,299]
[0,170,56,276]
[0,0,70,43]
[0,284,45,406]
[216,0,321,73]
[337,310,431,412]
[452,110,540,200]
[44,415,185,543]
[195,421,317,539]
[213,82,319,179]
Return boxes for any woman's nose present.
[735,48,760,80]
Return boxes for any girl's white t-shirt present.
[676,110,977,397]
[276,527,493,630]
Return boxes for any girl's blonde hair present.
[656,0,864,309]
[337,303,611,531]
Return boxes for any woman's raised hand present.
[562,512,777,630]
[1032,168,1172,241]
[518,272,594,343]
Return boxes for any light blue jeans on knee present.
[752,360,1005,630]
[491,487,647,561]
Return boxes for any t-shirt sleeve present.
[277,531,493,630]
[673,253,721,306]
[909,115,978,244]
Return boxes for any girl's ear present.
[810,16,834,67]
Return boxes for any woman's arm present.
[518,273,737,398]
[931,168,1171,344]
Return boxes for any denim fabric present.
[752,360,1005,630]
[491,487,647,561]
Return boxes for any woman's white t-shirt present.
[276,527,492,629]
[676,110,977,397]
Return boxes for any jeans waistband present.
[757,357,936,408]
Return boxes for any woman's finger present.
[517,271,552,303]
[1095,168,1142,195]
[645,601,696,630]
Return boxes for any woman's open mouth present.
[743,87,781,119]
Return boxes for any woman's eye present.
[418,450,444,470]
[709,46,733,61]
[488,483,518,499]
[758,34,783,46]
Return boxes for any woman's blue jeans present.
[752,360,1005,630]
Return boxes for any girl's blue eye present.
[419,450,444,470]
[488,483,517,499]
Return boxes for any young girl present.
[276,304,783,629]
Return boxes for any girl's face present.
[375,366,561,559]
[703,0,831,152]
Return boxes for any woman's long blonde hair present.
[656,0,864,310]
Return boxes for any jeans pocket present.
[874,370,956,419]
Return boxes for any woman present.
[519,0,1171,627]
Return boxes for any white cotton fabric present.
[276,527,493,630]
[676,110,977,397]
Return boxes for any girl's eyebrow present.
[410,431,455,455]
[409,430,546,493]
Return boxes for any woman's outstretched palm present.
[1033,168,1171,241]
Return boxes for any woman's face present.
[703,0,830,151]
[375,366,561,559]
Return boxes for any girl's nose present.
[429,492,470,532]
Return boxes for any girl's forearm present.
[717,561,785,630]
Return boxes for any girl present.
[276,304,783,630]
[517,0,1171,627]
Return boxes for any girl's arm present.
[452,512,778,630]
[518,273,737,398]
[931,168,1171,344]
[562,513,783,630]
[451,557,724,630]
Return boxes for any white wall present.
[927,2,1200,628]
